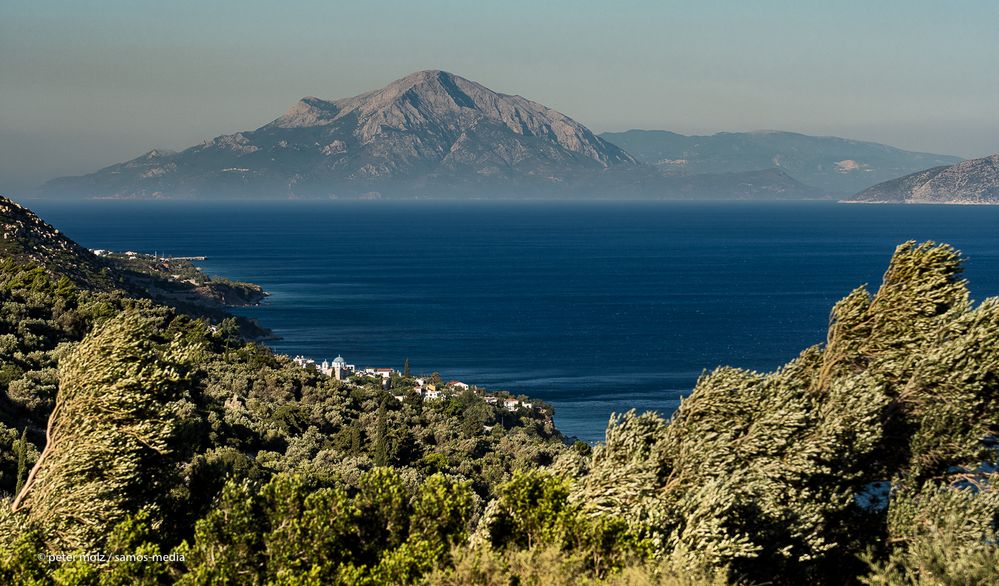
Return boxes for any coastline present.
[98,249,274,340]
[839,199,999,205]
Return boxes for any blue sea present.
[27,200,999,441]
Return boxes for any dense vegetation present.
[0,249,568,584]
[0,199,996,584]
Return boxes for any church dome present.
[333,355,346,365]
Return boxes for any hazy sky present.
[2,0,997,192]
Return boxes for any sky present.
[2,0,998,193]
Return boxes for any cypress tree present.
[374,400,390,466]
[350,425,362,457]
[13,428,27,497]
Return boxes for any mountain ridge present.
[36,71,821,200]
[599,129,961,195]
[37,70,961,200]
[846,153,999,204]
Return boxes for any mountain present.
[40,70,640,199]
[847,154,999,204]
[40,71,829,200]
[599,129,962,195]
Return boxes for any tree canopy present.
[0,241,997,584]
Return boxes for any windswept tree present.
[560,242,999,584]
[9,308,203,551]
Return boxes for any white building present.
[293,355,316,369]
[363,367,395,380]
[329,355,355,380]
[296,354,355,381]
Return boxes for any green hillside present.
[0,200,996,584]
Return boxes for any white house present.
[363,367,395,380]
[292,355,316,369]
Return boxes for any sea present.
[27,200,999,442]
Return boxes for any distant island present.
[37,70,960,201]
[844,153,999,204]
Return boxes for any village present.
[290,354,535,412]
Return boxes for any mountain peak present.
[383,69,479,105]
[381,69,469,92]
[336,69,485,116]
[271,96,341,129]
[394,69,456,84]
[341,70,637,166]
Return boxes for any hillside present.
[0,196,122,290]
[600,129,961,195]
[0,197,119,290]
[0,195,268,337]
[847,153,999,204]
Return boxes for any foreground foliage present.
[1,238,998,584]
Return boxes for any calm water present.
[27,200,999,441]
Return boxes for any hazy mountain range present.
[38,70,963,200]
[599,130,962,195]
[846,154,999,204]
